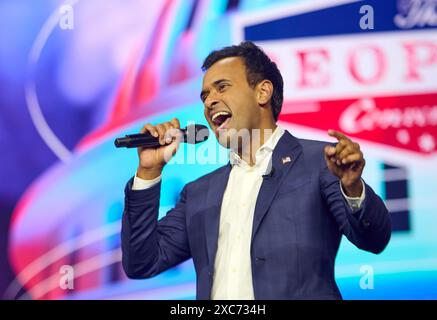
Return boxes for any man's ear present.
[256,80,273,106]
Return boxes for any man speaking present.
[121,41,391,299]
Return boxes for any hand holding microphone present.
[114,118,209,180]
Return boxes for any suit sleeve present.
[121,177,191,279]
[319,158,392,254]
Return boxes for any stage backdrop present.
[1,0,436,299]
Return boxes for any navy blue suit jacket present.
[121,131,391,299]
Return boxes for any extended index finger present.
[328,129,350,142]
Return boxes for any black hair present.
[201,41,284,121]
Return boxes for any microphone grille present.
[184,124,209,144]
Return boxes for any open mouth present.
[211,111,232,130]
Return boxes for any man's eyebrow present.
[212,78,230,86]
[200,79,231,101]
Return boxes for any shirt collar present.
[229,126,285,167]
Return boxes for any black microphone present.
[262,166,275,179]
[114,124,209,148]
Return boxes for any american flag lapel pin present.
[282,156,292,164]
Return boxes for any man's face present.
[201,57,261,148]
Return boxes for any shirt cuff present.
[132,173,161,190]
[340,180,366,213]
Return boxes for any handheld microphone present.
[114,124,209,148]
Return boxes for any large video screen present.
[1,0,436,299]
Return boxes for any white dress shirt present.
[132,126,365,299]
[210,126,286,299]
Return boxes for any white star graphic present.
[396,129,410,145]
[418,133,435,152]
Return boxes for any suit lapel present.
[251,131,302,241]
[204,164,231,269]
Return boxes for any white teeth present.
[211,111,230,122]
